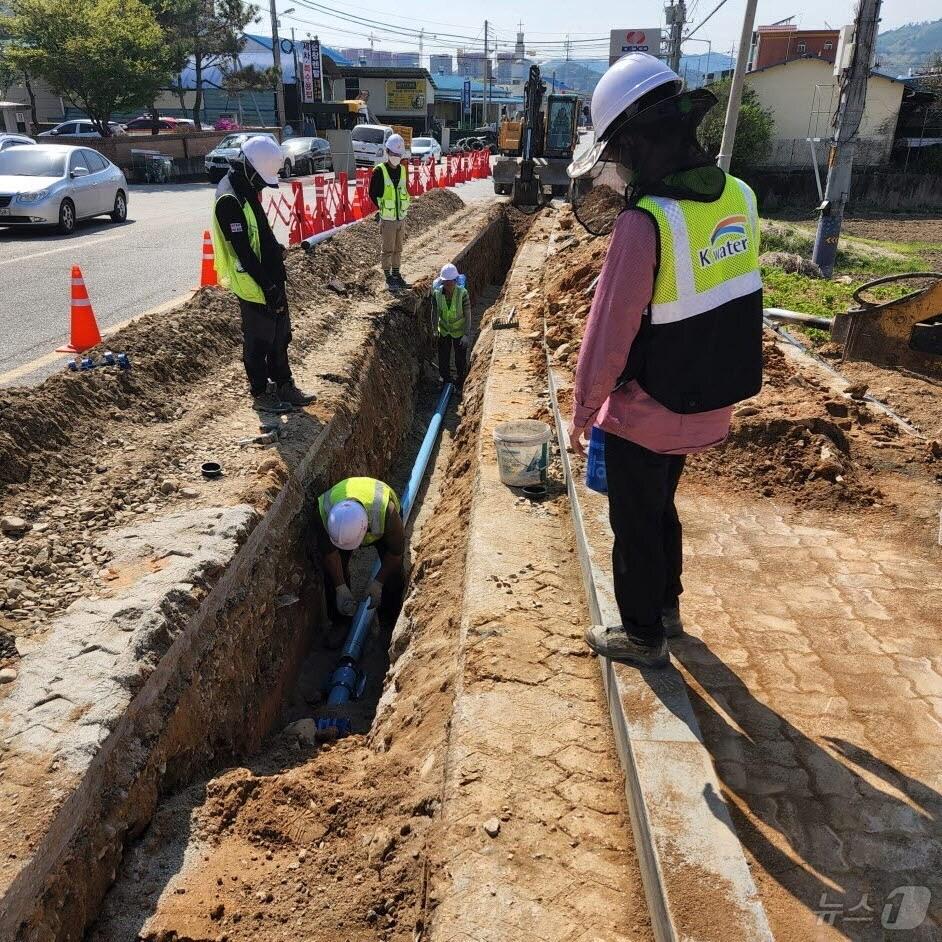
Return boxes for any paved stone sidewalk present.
[675,487,942,941]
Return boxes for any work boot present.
[252,391,294,414]
[392,268,409,288]
[583,624,669,669]
[384,270,400,291]
[662,604,684,639]
[278,382,316,407]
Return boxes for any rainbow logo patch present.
[710,215,747,245]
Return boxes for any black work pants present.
[604,432,686,644]
[239,298,293,396]
[437,335,467,384]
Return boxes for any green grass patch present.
[761,267,918,318]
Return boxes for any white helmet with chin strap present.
[240,135,284,187]
[327,499,369,551]
[569,53,682,179]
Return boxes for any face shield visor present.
[567,88,718,237]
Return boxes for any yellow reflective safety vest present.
[622,172,764,414]
[317,477,401,547]
[210,177,265,304]
[376,162,411,221]
[433,286,468,338]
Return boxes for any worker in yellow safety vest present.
[368,133,411,291]
[432,263,470,388]
[567,53,764,670]
[314,477,405,622]
[212,135,314,414]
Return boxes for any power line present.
[685,0,731,40]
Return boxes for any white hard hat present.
[439,263,459,281]
[385,133,407,157]
[569,53,682,179]
[327,499,369,551]
[241,135,283,186]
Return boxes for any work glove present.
[365,579,384,610]
[263,283,288,316]
[335,584,357,617]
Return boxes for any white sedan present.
[0,144,128,234]
[0,134,35,151]
[411,137,442,163]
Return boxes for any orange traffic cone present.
[199,229,218,287]
[56,265,102,353]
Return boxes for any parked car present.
[351,124,410,167]
[0,144,128,234]
[204,131,280,183]
[0,134,35,151]
[281,136,332,176]
[124,115,196,132]
[38,119,126,138]
[410,136,441,164]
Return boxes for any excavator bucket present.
[835,273,942,380]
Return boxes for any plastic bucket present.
[493,420,551,487]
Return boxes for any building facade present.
[749,25,840,71]
[745,58,905,166]
[430,55,453,76]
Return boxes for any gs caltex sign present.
[609,29,663,64]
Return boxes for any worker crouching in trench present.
[310,477,406,642]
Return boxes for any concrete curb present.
[546,367,774,942]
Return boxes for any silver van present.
[351,124,411,167]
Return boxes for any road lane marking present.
[0,291,195,386]
[0,231,131,266]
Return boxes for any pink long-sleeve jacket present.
[572,209,733,455]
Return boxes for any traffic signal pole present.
[812,0,883,277]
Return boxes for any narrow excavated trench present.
[84,231,524,941]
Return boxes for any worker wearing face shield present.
[369,133,411,291]
[567,53,764,669]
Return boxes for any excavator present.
[493,65,581,207]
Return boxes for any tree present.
[3,0,171,135]
[699,79,775,174]
[0,23,39,131]
[167,0,258,129]
[221,62,277,125]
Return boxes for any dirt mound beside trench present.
[0,189,464,492]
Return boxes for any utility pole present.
[665,0,686,73]
[716,0,759,171]
[483,20,489,128]
[812,0,883,276]
[418,28,424,69]
[269,0,286,130]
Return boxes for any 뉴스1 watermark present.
[815,887,932,931]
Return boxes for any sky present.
[275,0,935,64]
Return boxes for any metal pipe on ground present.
[319,382,454,736]
[763,307,833,330]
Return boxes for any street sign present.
[462,79,471,119]
[300,39,323,104]
[609,29,664,65]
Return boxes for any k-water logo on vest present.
[698,215,749,267]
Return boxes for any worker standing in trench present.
[433,263,470,390]
[369,134,411,291]
[211,136,315,415]
[313,476,406,628]
[567,53,764,669]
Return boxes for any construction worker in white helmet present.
[368,133,411,290]
[313,477,405,624]
[433,263,470,388]
[568,53,764,670]
[211,135,315,414]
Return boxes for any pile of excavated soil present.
[0,188,464,492]
[0,190,467,651]
[90,283,501,942]
[525,209,941,517]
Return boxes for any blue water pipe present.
[319,382,454,734]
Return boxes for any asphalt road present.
[1,167,501,387]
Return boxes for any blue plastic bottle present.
[585,426,608,494]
